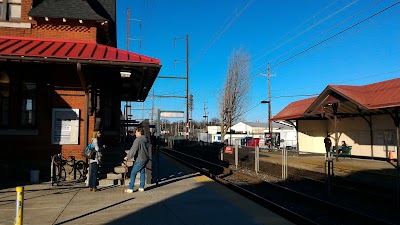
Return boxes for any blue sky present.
[116,0,400,124]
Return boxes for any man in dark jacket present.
[124,127,149,193]
[324,135,332,153]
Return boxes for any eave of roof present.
[0,36,161,67]
[272,78,400,121]
[271,97,317,121]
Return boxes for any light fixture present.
[120,71,131,78]
[62,18,66,22]
[45,17,49,21]
[28,16,32,20]
[79,19,83,24]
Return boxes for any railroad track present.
[161,148,396,225]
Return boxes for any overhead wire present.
[270,1,400,69]
[251,0,351,65]
[191,0,255,67]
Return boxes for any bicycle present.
[51,153,89,186]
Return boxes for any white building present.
[199,122,297,148]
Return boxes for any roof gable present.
[272,78,400,121]
[271,97,317,121]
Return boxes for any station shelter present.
[271,77,400,207]
[0,0,161,180]
[271,78,400,161]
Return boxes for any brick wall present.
[0,0,98,42]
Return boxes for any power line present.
[271,1,400,69]
[192,0,254,66]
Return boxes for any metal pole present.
[267,63,272,133]
[186,34,190,140]
[14,186,24,225]
[156,109,161,186]
[396,125,400,208]
[126,8,130,51]
[235,141,238,169]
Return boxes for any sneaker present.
[125,189,133,193]
[138,188,144,192]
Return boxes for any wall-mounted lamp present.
[120,71,131,78]
[28,16,32,20]
[62,18,66,22]
[45,17,49,21]
[79,19,83,24]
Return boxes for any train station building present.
[271,78,400,160]
[0,0,161,180]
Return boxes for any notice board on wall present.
[51,108,80,144]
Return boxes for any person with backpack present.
[124,127,149,193]
[88,130,104,192]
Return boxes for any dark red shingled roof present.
[0,36,161,65]
[271,78,400,121]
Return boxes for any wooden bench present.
[332,146,352,158]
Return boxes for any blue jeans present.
[89,162,98,188]
[128,160,148,190]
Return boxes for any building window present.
[0,71,9,126]
[21,83,36,127]
[0,0,21,21]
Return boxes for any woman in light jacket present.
[89,130,104,191]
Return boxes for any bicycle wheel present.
[75,160,88,181]
[56,164,66,182]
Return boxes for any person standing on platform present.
[324,135,332,153]
[89,130,104,192]
[124,127,149,193]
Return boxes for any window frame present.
[20,82,37,128]
[0,0,22,21]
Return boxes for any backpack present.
[81,140,96,159]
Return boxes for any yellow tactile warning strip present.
[162,154,294,225]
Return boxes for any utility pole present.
[126,8,142,52]
[203,102,208,126]
[267,63,272,133]
[203,101,209,142]
[174,34,189,139]
[261,63,275,134]
[126,8,142,123]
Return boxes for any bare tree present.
[210,117,221,126]
[218,48,250,143]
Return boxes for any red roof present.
[271,97,317,121]
[271,78,400,121]
[330,78,400,109]
[0,36,161,65]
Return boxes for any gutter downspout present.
[77,63,88,147]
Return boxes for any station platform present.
[259,150,397,177]
[256,150,398,191]
[0,153,293,225]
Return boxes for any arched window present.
[0,71,9,126]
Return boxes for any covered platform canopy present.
[271,78,400,207]
[271,78,400,156]
[272,78,400,121]
[0,35,161,101]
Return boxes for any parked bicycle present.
[51,153,89,186]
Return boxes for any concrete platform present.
[0,154,293,225]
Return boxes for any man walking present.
[124,127,149,193]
